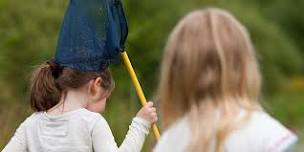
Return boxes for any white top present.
[154,110,298,152]
[2,108,150,152]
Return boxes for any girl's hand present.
[136,101,158,125]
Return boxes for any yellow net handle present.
[121,51,161,141]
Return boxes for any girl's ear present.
[94,77,103,89]
[88,77,107,101]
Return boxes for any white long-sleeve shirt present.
[2,108,150,152]
[154,110,298,152]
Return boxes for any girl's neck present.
[47,89,88,115]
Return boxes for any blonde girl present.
[154,8,297,152]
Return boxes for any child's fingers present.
[151,112,157,117]
[147,107,156,114]
[146,101,154,107]
[147,108,155,114]
[151,107,156,112]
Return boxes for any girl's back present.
[4,107,153,152]
[5,108,112,152]
[155,110,297,152]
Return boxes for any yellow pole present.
[121,51,161,141]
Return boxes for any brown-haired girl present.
[3,0,158,150]
[2,61,157,152]
[154,8,297,152]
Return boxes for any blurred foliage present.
[0,0,303,151]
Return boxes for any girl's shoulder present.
[226,110,298,152]
[75,109,109,131]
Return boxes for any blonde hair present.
[157,8,262,151]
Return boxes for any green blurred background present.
[0,0,303,151]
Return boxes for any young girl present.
[154,8,298,152]
[2,61,157,152]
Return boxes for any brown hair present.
[30,62,114,112]
[157,8,262,151]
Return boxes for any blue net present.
[55,0,128,72]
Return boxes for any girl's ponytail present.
[30,63,61,112]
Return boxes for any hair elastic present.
[47,59,63,78]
